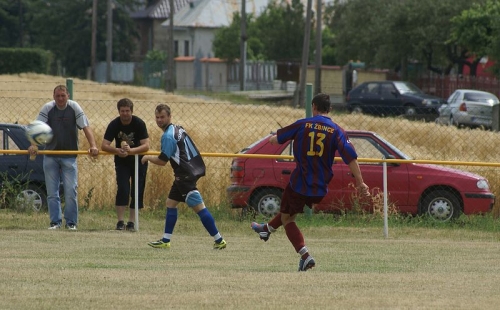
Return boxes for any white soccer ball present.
[26,120,53,146]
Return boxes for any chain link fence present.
[0,75,498,218]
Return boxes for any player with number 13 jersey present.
[276,115,358,197]
[251,93,369,272]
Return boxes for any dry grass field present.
[1,74,500,309]
[1,73,499,215]
[0,74,324,210]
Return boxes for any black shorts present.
[115,163,148,208]
[168,176,199,203]
[280,184,324,216]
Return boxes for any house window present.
[184,40,189,56]
[174,40,179,57]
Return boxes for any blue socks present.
[161,208,222,243]
[197,208,222,243]
[162,208,178,242]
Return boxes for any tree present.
[255,0,306,62]
[214,0,307,62]
[386,0,475,76]
[0,0,140,77]
[449,0,500,76]
[329,0,394,67]
[320,27,335,65]
[329,0,478,78]
[0,0,31,47]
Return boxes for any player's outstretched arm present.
[141,155,167,166]
[348,159,370,196]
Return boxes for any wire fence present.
[0,76,498,219]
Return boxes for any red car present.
[227,130,495,222]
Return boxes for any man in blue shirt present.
[251,93,370,271]
[142,104,226,250]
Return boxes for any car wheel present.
[404,105,416,116]
[351,106,363,114]
[420,190,461,222]
[16,184,47,212]
[251,188,282,218]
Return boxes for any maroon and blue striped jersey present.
[276,115,358,197]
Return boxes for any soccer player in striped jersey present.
[142,104,226,250]
[251,93,370,271]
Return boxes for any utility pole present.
[91,0,97,80]
[18,0,23,47]
[239,0,247,91]
[298,0,313,108]
[106,0,113,83]
[167,0,175,92]
[314,0,322,95]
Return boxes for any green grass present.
[1,208,500,309]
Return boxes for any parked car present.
[346,81,446,116]
[0,122,48,211]
[226,131,495,222]
[435,89,500,129]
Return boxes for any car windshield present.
[372,132,412,159]
[238,134,272,153]
[393,82,423,94]
[464,92,499,103]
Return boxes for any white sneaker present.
[48,223,61,230]
[66,224,77,231]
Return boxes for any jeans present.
[43,156,78,226]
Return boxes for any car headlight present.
[477,179,489,189]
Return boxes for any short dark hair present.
[117,98,134,112]
[155,104,171,116]
[53,85,68,95]
[312,93,331,113]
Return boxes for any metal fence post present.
[304,83,313,216]
[493,104,500,132]
[134,155,139,231]
[66,78,73,100]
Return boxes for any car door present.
[273,141,294,188]
[315,133,410,213]
[440,91,461,124]
[357,82,382,114]
[379,82,403,115]
[0,126,29,182]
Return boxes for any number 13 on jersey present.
[307,132,326,157]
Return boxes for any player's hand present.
[117,148,128,158]
[88,146,99,157]
[269,135,278,145]
[141,155,149,164]
[357,183,370,197]
[121,142,131,153]
[28,145,38,156]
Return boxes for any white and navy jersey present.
[36,100,90,157]
[158,124,205,179]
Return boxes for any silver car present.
[436,89,500,129]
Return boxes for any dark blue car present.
[0,122,48,211]
[346,81,446,116]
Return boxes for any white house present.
[163,0,269,59]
